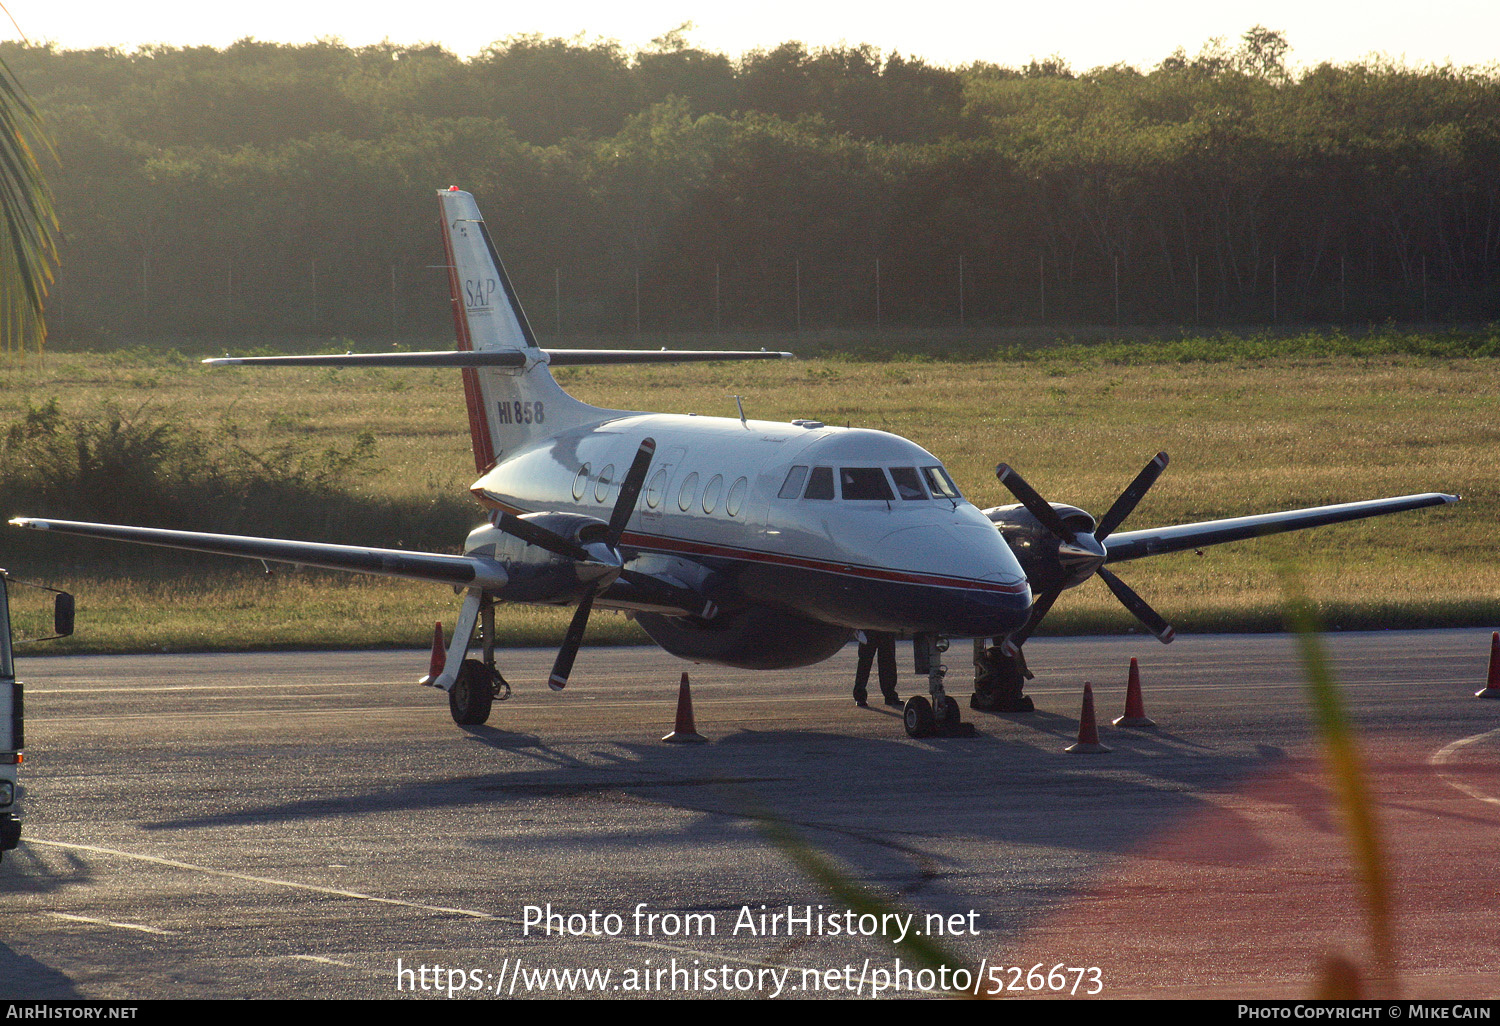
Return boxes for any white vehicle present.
[0,571,73,860]
[10,189,1456,739]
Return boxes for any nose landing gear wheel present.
[903,695,935,738]
[449,659,496,725]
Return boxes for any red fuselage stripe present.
[477,495,1026,595]
[618,530,1028,593]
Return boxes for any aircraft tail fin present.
[437,187,598,471]
[203,189,794,474]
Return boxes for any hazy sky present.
[7,1,1497,72]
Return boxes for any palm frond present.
[0,47,58,356]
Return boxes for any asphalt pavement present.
[2,630,1497,999]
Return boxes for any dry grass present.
[0,343,1491,653]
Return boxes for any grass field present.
[0,331,1493,655]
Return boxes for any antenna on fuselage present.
[730,395,747,425]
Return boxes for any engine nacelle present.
[464,513,616,604]
[982,502,1102,592]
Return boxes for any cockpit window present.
[889,467,927,500]
[778,465,809,499]
[922,466,962,499]
[840,467,895,501]
[804,466,835,500]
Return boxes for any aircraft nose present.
[870,520,1029,636]
[962,572,1032,636]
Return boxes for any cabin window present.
[840,467,894,501]
[923,466,962,499]
[572,464,590,501]
[646,469,667,508]
[726,477,748,516]
[702,474,724,513]
[678,472,700,511]
[778,466,809,499]
[804,466,835,500]
[595,464,614,503]
[889,466,927,500]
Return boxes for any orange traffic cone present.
[1113,657,1156,727]
[1477,632,1500,700]
[662,672,709,743]
[1066,681,1111,753]
[419,622,445,686]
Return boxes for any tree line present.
[9,27,1500,344]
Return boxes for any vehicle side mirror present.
[53,593,74,638]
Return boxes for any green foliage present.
[7,30,1500,341]
[0,48,57,355]
[756,814,969,981]
[1017,327,1500,365]
[5,398,190,522]
[0,398,461,551]
[1282,570,1396,993]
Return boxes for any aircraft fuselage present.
[469,412,1032,667]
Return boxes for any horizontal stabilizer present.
[1103,492,1458,563]
[204,349,794,369]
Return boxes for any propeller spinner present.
[489,437,657,691]
[995,452,1173,657]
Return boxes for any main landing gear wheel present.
[903,696,935,738]
[903,695,973,738]
[935,694,963,732]
[449,659,497,726]
[970,646,1035,713]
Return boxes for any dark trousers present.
[853,632,898,701]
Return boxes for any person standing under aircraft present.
[853,630,900,707]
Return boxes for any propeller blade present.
[495,512,591,563]
[606,438,657,547]
[547,586,598,691]
[1094,452,1169,542]
[1001,585,1063,656]
[1097,567,1176,643]
[995,463,1076,541]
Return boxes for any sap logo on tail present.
[465,278,498,309]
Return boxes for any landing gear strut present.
[970,639,1035,712]
[903,634,973,738]
[442,591,510,726]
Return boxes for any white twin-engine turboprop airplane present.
[11,188,1458,738]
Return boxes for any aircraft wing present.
[8,517,500,587]
[203,349,793,368]
[1102,492,1458,563]
[7,517,712,616]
